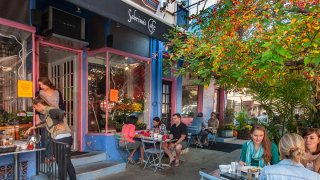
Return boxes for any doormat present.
[191,142,242,153]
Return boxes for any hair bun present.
[289,147,298,153]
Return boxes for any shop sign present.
[66,0,172,41]
[17,80,33,98]
[128,9,157,35]
[109,89,119,102]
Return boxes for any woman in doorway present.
[240,125,280,167]
[259,133,320,179]
[302,128,320,173]
[25,96,76,180]
[36,77,65,112]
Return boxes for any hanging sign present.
[17,80,33,98]
[110,89,119,102]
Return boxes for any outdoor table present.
[138,135,173,169]
[0,147,45,180]
[200,169,259,180]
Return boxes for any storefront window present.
[0,23,33,141]
[108,53,150,133]
[182,85,198,117]
[182,74,199,118]
[87,50,151,133]
[87,53,106,133]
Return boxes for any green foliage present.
[223,124,235,130]
[236,110,250,129]
[224,108,235,124]
[261,122,282,144]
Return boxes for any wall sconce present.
[76,7,81,13]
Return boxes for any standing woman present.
[302,128,320,173]
[36,77,65,112]
[240,125,280,167]
[25,96,76,180]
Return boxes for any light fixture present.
[76,7,81,13]
[116,22,121,28]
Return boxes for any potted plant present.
[238,125,252,140]
[221,124,235,138]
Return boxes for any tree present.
[165,0,320,129]
[165,0,320,88]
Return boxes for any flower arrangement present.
[112,97,143,116]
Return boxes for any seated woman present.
[120,117,144,164]
[240,125,280,167]
[302,128,320,173]
[153,117,167,134]
[207,112,219,134]
[259,133,320,179]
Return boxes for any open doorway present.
[38,45,79,150]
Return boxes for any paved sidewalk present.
[102,139,246,180]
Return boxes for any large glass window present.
[0,23,33,141]
[87,50,151,133]
[88,53,106,133]
[182,73,199,118]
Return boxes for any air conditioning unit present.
[41,6,88,48]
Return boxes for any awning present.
[66,0,173,41]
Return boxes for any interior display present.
[0,23,33,138]
[87,50,151,133]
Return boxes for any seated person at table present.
[153,117,167,134]
[190,112,208,147]
[301,128,320,173]
[207,112,219,134]
[259,133,320,180]
[162,113,188,167]
[120,118,144,164]
[240,125,280,167]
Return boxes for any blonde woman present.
[259,133,320,180]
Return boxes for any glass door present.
[161,81,172,128]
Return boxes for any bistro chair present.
[114,133,137,167]
[141,137,164,172]
[187,125,202,148]
[199,171,220,180]
[207,127,217,145]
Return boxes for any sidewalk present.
[102,139,246,180]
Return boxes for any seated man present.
[190,112,208,147]
[162,113,188,167]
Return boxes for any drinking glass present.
[235,163,242,176]
[231,162,237,173]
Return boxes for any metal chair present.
[199,171,220,180]
[188,125,202,148]
[141,137,164,172]
[207,127,217,145]
[114,133,137,167]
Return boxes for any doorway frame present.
[35,37,84,151]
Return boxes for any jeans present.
[55,136,76,180]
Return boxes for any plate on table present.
[241,166,260,173]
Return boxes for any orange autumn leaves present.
[165,0,320,88]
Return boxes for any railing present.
[36,139,70,180]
